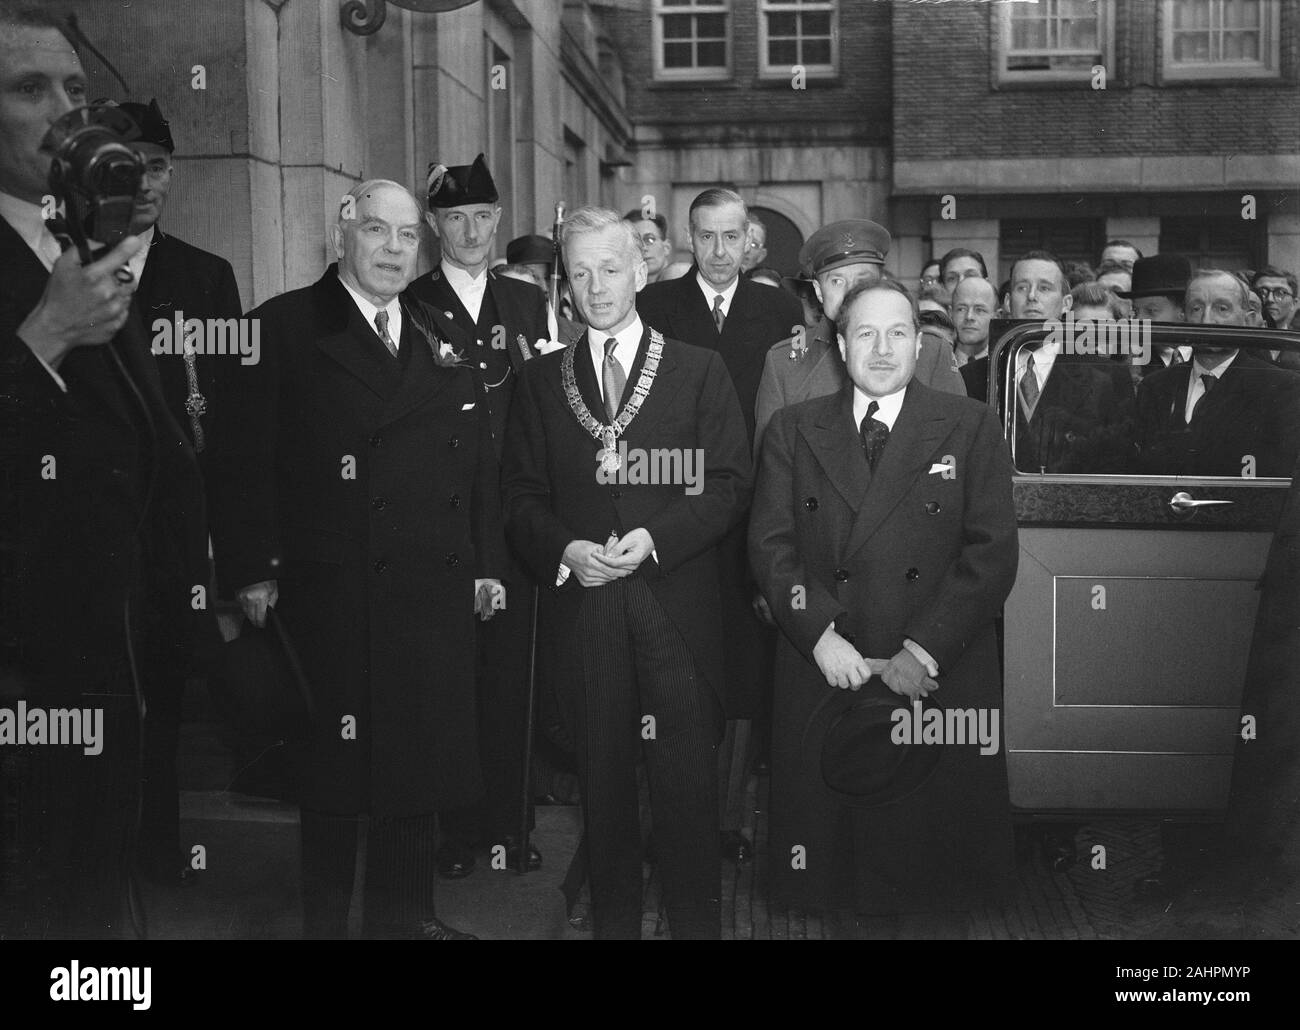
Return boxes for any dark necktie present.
[860,400,889,471]
[1190,371,1216,419]
[1168,349,1184,366]
[712,294,726,334]
[374,309,398,358]
[602,337,626,423]
[1019,351,1040,417]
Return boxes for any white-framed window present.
[996,0,1113,84]
[653,0,731,81]
[759,0,838,79]
[1162,0,1280,80]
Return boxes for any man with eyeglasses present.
[118,98,242,889]
[917,258,945,305]
[1253,267,1298,331]
[624,208,673,287]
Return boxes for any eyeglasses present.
[1256,287,1294,300]
[920,275,941,285]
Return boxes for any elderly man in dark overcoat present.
[750,279,1019,939]
[209,180,505,939]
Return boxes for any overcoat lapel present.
[845,381,953,559]
[801,384,868,513]
[379,301,457,427]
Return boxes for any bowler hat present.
[506,234,554,266]
[800,680,943,808]
[427,153,499,208]
[800,219,891,278]
[117,98,174,153]
[1117,253,1191,299]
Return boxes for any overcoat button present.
[804,497,819,511]
[446,553,460,568]
[371,496,386,510]
[449,494,461,508]
[925,501,941,515]
[444,311,454,319]
[833,568,850,582]
[906,568,920,581]
[448,436,460,448]
[373,559,388,573]
[611,489,623,500]
[479,362,487,370]
[369,433,382,448]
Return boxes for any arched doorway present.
[748,206,805,277]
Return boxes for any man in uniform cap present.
[117,97,242,886]
[754,219,964,450]
[406,154,548,880]
[1116,253,1192,376]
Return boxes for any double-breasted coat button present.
[373,559,388,573]
[444,311,454,319]
[833,568,850,582]
[906,567,920,581]
[804,497,819,511]
[446,553,460,568]
[448,435,460,448]
[925,501,941,515]
[369,433,382,448]
[611,489,623,500]
[371,496,387,510]
[449,494,461,508]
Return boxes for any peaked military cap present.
[800,219,891,277]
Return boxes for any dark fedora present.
[1117,253,1191,299]
[800,681,943,808]
[207,609,316,738]
[506,233,553,266]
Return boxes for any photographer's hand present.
[16,235,145,371]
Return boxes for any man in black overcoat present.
[636,187,803,861]
[0,7,204,938]
[208,180,506,939]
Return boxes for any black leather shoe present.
[501,836,542,871]
[436,842,476,879]
[413,917,478,940]
[720,830,753,864]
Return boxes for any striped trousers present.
[570,576,720,940]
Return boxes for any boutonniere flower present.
[534,338,567,355]
[411,316,467,368]
[789,335,807,362]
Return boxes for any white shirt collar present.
[125,225,156,291]
[853,384,907,432]
[0,190,61,270]
[696,271,739,317]
[1192,349,1238,379]
[338,273,402,348]
[1016,338,1059,384]
[441,259,489,291]
[588,315,644,397]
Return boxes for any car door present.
[988,321,1300,816]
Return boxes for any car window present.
[994,322,1300,481]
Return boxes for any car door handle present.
[1169,491,1234,512]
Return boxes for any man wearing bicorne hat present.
[406,154,548,879]
[117,96,242,888]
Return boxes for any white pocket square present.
[461,402,476,410]
[928,462,953,474]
